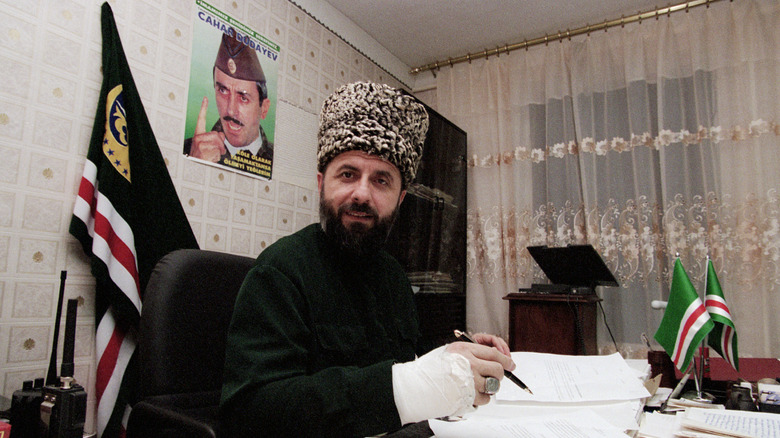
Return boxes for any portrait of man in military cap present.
[184,6,280,180]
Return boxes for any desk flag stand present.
[685,346,716,403]
[654,253,738,405]
[683,257,716,403]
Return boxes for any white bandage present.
[391,345,475,425]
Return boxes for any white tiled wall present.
[0,0,407,432]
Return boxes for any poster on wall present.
[183,0,280,180]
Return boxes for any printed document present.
[497,352,650,402]
[430,408,629,438]
[679,407,780,438]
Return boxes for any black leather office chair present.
[126,249,255,438]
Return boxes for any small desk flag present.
[705,259,739,371]
[654,259,714,372]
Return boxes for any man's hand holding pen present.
[446,331,517,406]
[392,331,528,424]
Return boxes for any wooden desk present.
[504,292,601,355]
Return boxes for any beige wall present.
[0,0,409,431]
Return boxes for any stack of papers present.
[496,352,650,402]
[641,408,780,438]
[407,271,459,293]
[430,352,651,437]
[431,408,630,438]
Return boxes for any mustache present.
[340,203,377,217]
[222,115,244,127]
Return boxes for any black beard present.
[320,197,399,257]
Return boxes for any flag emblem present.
[103,84,130,181]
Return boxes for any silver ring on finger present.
[484,376,500,395]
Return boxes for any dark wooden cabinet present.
[503,292,601,355]
[387,100,467,354]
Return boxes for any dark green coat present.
[220,223,420,437]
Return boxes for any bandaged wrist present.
[391,345,475,425]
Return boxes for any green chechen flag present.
[654,259,714,372]
[705,259,739,371]
[69,3,198,436]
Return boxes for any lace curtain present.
[435,0,779,358]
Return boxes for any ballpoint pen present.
[453,330,533,394]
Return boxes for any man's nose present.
[226,93,239,117]
[351,177,372,204]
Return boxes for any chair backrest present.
[138,249,255,397]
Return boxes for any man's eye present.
[340,171,353,179]
[240,94,250,103]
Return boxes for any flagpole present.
[686,254,715,403]
[697,255,708,400]
[680,251,705,400]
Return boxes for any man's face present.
[317,150,406,254]
[213,67,261,147]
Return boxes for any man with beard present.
[220,82,515,437]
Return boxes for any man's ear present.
[398,190,406,205]
[260,98,271,119]
[317,172,324,192]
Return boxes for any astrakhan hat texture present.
[317,82,429,186]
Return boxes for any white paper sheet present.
[681,407,780,438]
[637,411,678,438]
[472,398,643,431]
[429,408,630,438]
[498,352,651,402]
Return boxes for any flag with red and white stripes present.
[654,258,714,373]
[705,259,739,371]
[70,3,198,436]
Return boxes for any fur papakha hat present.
[317,82,429,187]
